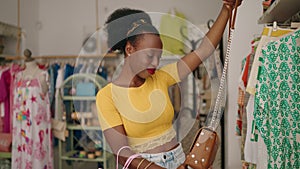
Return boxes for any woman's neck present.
[114,69,145,88]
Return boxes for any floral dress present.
[11,68,53,169]
[254,29,300,169]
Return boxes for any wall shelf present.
[57,73,115,169]
[258,0,300,24]
[62,96,96,101]
[0,152,11,158]
[0,21,19,38]
[67,125,101,130]
[60,150,113,162]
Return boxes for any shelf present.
[0,21,20,38]
[0,54,14,57]
[0,152,11,158]
[258,0,300,24]
[60,150,111,162]
[67,124,101,130]
[59,73,110,169]
[62,96,96,101]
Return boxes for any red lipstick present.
[147,68,156,75]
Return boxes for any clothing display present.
[237,27,300,169]
[254,29,299,169]
[11,65,53,169]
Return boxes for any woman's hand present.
[176,164,185,169]
[223,0,243,10]
[176,164,213,169]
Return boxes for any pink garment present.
[0,67,11,133]
[11,68,53,169]
[10,64,23,133]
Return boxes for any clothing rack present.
[4,53,118,61]
[2,53,120,68]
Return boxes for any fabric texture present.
[246,27,293,95]
[254,29,300,169]
[96,63,180,153]
[11,69,53,169]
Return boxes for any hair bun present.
[105,8,152,53]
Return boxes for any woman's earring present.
[128,53,131,56]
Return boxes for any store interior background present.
[0,0,263,168]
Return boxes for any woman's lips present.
[147,68,156,75]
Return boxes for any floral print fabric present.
[254,29,300,169]
[11,70,53,169]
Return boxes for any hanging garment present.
[159,9,187,55]
[245,95,268,169]
[256,133,268,169]
[55,67,65,120]
[48,63,60,116]
[0,67,10,133]
[246,27,293,95]
[244,95,258,164]
[254,29,300,169]
[236,57,246,137]
[238,53,254,162]
[11,69,53,169]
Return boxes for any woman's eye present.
[147,55,154,59]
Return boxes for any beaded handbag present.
[183,128,219,169]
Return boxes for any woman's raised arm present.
[177,0,242,80]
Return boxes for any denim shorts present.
[140,143,186,169]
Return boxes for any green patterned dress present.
[254,29,300,169]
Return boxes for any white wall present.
[0,0,18,25]
[0,0,39,55]
[37,0,221,55]
[225,0,263,168]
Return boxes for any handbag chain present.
[208,2,239,131]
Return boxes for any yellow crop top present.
[96,63,180,153]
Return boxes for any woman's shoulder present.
[157,62,177,73]
[155,62,180,83]
[97,83,113,97]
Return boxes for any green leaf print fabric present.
[254,29,300,169]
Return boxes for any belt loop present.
[171,152,175,161]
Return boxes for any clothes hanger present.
[262,21,295,37]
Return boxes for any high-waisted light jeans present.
[140,143,186,169]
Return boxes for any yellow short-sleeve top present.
[96,63,180,151]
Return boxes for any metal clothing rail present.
[4,53,118,61]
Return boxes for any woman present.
[96,1,242,168]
